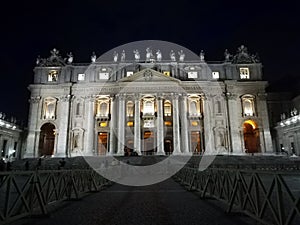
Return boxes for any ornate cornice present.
[36,48,67,67]
[59,95,71,102]
[29,96,41,103]
[232,45,260,64]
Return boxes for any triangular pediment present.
[118,68,181,83]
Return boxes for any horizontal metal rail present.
[0,169,114,224]
[173,167,300,225]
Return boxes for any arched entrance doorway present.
[191,131,201,154]
[164,138,173,154]
[243,120,260,153]
[98,132,108,155]
[39,123,55,156]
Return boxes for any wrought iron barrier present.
[0,169,115,224]
[174,167,300,225]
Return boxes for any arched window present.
[127,101,134,117]
[142,96,155,116]
[42,97,57,120]
[214,100,222,114]
[241,95,256,117]
[100,102,108,116]
[164,100,172,116]
[190,101,197,115]
[75,102,83,116]
[188,95,202,117]
[95,96,110,117]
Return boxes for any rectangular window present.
[78,73,85,81]
[212,71,220,79]
[48,70,58,82]
[99,72,109,80]
[291,142,295,154]
[240,68,250,79]
[13,142,17,157]
[1,140,7,157]
[126,71,133,77]
[188,71,198,79]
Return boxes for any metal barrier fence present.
[174,167,300,225]
[0,169,114,224]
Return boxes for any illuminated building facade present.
[0,113,23,160]
[24,45,273,158]
[272,94,300,155]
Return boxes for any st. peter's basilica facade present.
[24,43,273,157]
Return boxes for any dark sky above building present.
[0,0,299,123]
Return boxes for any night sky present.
[1,0,299,124]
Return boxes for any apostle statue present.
[178,50,185,62]
[224,49,231,62]
[133,49,140,61]
[67,52,73,64]
[113,51,118,62]
[200,50,205,62]
[91,52,97,63]
[156,49,162,61]
[121,50,126,62]
[36,55,41,65]
[170,50,176,61]
[146,47,154,62]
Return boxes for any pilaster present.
[134,94,141,155]
[117,94,126,155]
[156,95,165,155]
[172,93,181,154]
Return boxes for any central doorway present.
[243,120,260,153]
[98,132,108,155]
[191,131,201,154]
[39,123,55,156]
[143,131,155,155]
[164,138,173,154]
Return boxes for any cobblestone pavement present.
[12,178,256,225]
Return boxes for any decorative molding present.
[29,96,41,103]
[225,92,238,100]
[59,95,71,102]
[232,45,260,64]
[143,70,153,81]
[257,93,267,100]
[36,48,67,67]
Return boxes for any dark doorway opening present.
[191,131,201,154]
[243,120,260,153]
[164,138,173,154]
[39,123,55,156]
[143,131,155,155]
[98,132,108,155]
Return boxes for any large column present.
[180,94,189,154]
[203,95,214,154]
[109,95,116,155]
[172,93,181,154]
[226,93,243,154]
[257,93,273,153]
[25,96,41,158]
[55,95,70,157]
[134,94,141,155]
[156,95,165,155]
[295,131,300,155]
[85,96,95,156]
[117,94,126,155]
